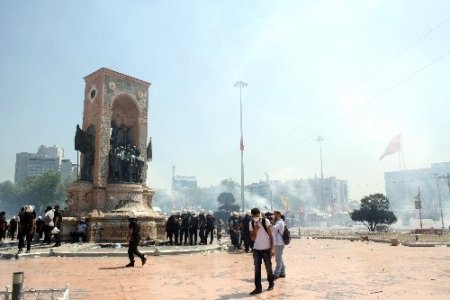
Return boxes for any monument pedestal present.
[66,182,165,243]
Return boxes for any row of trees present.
[0,171,69,215]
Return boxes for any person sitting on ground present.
[76,217,88,242]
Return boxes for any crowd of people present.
[3,205,287,295]
[0,205,89,254]
[163,207,287,295]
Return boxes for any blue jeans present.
[274,245,286,276]
[253,249,274,289]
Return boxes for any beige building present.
[14,145,75,184]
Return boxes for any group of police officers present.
[165,209,217,246]
[164,209,262,252]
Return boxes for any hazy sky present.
[1,1,449,201]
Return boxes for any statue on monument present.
[75,124,95,182]
[108,120,147,184]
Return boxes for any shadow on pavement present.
[217,292,250,299]
[98,266,128,270]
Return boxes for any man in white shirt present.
[272,210,286,279]
[249,207,275,295]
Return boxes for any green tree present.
[18,171,66,211]
[0,180,20,214]
[350,193,397,231]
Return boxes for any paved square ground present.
[1,239,449,299]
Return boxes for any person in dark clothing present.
[35,216,44,240]
[8,216,18,240]
[198,209,206,245]
[229,212,240,250]
[242,211,252,252]
[53,205,63,247]
[18,205,36,254]
[179,209,190,245]
[0,212,7,241]
[126,211,147,267]
[166,212,179,245]
[188,211,198,245]
[205,211,216,244]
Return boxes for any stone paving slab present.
[1,238,450,299]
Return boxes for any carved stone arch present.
[110,93,140,147]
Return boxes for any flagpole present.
[234,81,248,212]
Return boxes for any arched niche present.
[110,94,140,148]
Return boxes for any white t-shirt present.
[44,210,54,227]
[249,218,271,250]
[272,219,285,246]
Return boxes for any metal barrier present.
[0,284,69,300]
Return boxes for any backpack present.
[280,225,291,245]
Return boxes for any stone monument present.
[66,68,164,242]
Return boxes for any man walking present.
[53,205,63,247]
[272,210,286,279]
[126,211,147,267]
[249,207,274,295]
[18,205,36,254]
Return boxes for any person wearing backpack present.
[272,210,286,279]
[249,207,275,295]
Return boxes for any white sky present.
[1,0,450,201]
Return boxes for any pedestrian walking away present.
[53,205,63,247]
[126,211,147,267]
[249,207,275,295]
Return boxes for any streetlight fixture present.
[234,81,248,212]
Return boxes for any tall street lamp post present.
[316,136,325,211]
[435,174,446,230]
[234,81,248,212]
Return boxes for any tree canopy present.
[350,193,397,231]
[0,171,69,215]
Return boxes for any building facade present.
[14,145,75,184]
[384,162,450,220]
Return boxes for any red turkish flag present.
[379,134,402,160]
[240,137,244,151]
